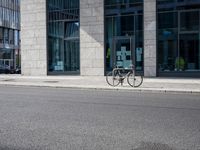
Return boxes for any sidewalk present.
[0,74,200,94]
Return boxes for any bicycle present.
[106,65,143,87]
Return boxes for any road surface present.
[0,86,199,150]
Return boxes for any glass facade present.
[157,0,200,74]
[0,0,20,73]
[47,0,80,74]
[105,0,143,71]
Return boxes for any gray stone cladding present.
[80,0,105,76]
[144,0,157,77]
[21,0,47,76]
[20,0,158,77]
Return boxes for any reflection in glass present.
[65,22,79,38]
[64,40,79,71]
[105,0,143,71]
[158,12,177,29]
[0,49,15,70]
[157,1,200,73]
[180,11,199,32]
[179,34,200,71]
[47,0,80,74]
[0,0,20,73]
[158,29,178,72]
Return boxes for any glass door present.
[112,36,134,69]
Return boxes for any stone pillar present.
[21,0,47,76]
[144,0,157,77]
[80,0,104,76]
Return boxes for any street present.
[0,86,199,150]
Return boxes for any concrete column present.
[80,0,104,76]
[144,0,157,77]
[21,0,47,76]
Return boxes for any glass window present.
[0,27,3,43]
[47,0,80,74]
[157,0,200,73]
[105,0,143,11]
[65,22,79,38]
[180,11,199,32]
[179,34,200,71]
[0,0,20,73]
[14,30,19,46]
[4,28,9,44]
[9,29,14,44]
[158,12,177,29]
[158,30,178,71]
[105,0,143,71]
[121,16,134,36]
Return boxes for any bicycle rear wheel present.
[106,71,120,86]
[127,73,143,87]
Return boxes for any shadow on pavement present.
[0,146,32,150]
[133,142,178,150]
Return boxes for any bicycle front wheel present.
[127,73,143,87]
[106,71,120,86]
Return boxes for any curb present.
[0,82,200,95]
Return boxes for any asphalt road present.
[0,86,200,150]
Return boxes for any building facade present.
[21,0,200,77]
[0,0,20,73]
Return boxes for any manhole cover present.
[43,81,59,83]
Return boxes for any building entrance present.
[104,0,144,73]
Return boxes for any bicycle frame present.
[112,66,136,85]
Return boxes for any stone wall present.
[144,0,157,77]
[80,0,104,76]
[21,0,47,76]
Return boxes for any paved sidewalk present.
[0,75,200,94]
